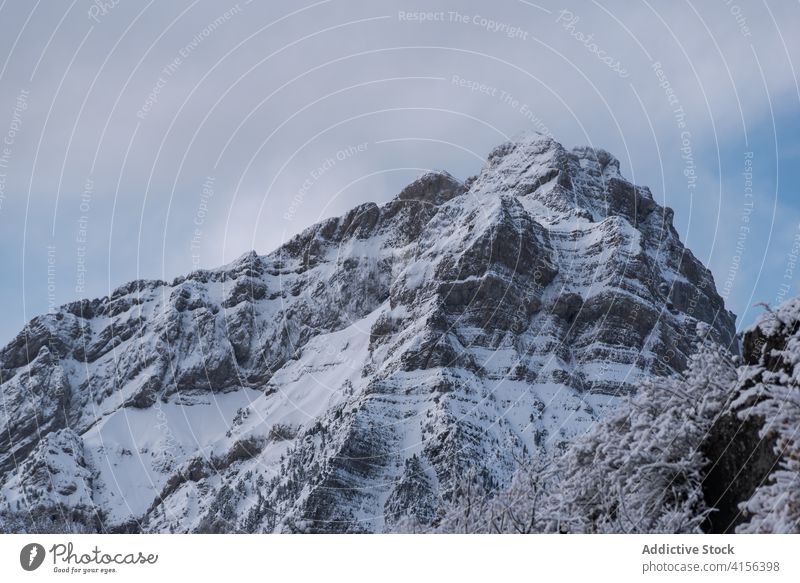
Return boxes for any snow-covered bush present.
[544,336,738,533]
[735,300,800,533]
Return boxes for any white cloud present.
[0,0,798,340]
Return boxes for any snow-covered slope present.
[0,132,736,533]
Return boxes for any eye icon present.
[20,543,46,571]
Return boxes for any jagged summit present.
[469,132,659,229]
[396,170,464,205]
[0,135,736,533]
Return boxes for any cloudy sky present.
[0,0,798,344]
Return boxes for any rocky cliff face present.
[0,133,736,533]
[702,297,800,533]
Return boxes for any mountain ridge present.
[0,132,737,532]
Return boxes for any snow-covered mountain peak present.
[0,135,737,533]
[396,170,464,206]
[467,133,655,232]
